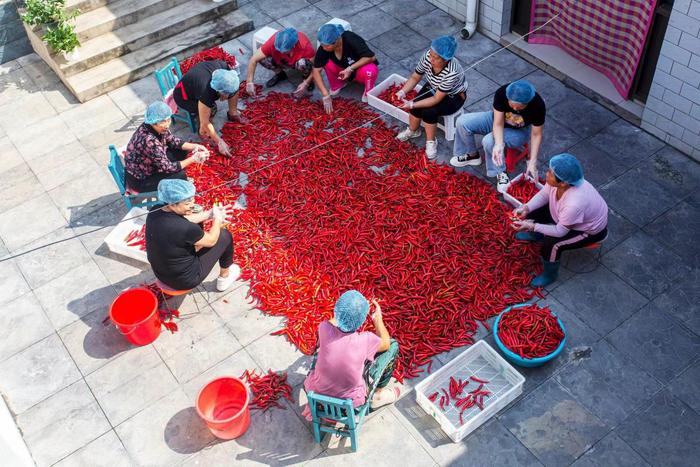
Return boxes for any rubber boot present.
[515,231,544,242]
[531,260,559,287]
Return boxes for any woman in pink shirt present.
[304,290,400,412]
[512,153,608,287]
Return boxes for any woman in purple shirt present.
[512,153,608,287]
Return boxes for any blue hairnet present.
[144,101,172,125]
[505,80,536,104]
[157,179,196,204]
[334,290,369,332]
[274,28,299,53]
[210,69,240,95]
[318,23,344,45]
[550,153,584,186]
[430,35,457,60]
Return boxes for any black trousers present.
[410,83,466,124]
[528,206,608,262]
[165,229,235,291]
[125,148,189,193]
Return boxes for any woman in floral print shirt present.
[125,102,208,193]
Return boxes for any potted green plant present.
[43,21,81,61]
[20,0,68,28]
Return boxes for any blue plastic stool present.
[153,57,197,133]
[307,392,366,452]
[107,145,160,210]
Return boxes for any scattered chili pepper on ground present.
[497,304,564,358]
[377,83,418,107]
[187,93,541,381]
[181,46,237,74]
[240,369,294,411]
[506,177,541,204]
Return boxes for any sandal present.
[371,385,400,410]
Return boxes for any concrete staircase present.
[22,0,253,102]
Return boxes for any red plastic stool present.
[505,144,529,173]
[155,279,192,297]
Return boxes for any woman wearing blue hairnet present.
[303,291,401,416]
[173,60,241,156]
[124,102,208,193]
[450,80,546,193]
[312,23,378,113]
[512,154,608,287]
[395,36,467,160]
[146,179,240,293]
[244,27,316,96]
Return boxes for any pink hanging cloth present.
[528,0,657,99]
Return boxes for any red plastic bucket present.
[109,288,161,346]
[196,377,250,439]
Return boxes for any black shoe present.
[266,71,288,88]
[306,81,315,92]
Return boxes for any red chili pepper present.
[498,304,564,358]
[377,84,418,107]
[240,369,293,411]
[181,47,237,74]
[506,177,541,204]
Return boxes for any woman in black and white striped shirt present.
[396,36,467,159]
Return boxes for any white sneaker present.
[329,84,347,96]
[361,92,368,103]
[396,127,422,141]
[450,153,482,167]
[496,172,510,194]
[425,139,438,160]
[216,264,241,292]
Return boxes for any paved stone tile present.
[48,166,121,222]
[651,267,699,336]
[0,193,67,251]
[0,67,39,107]
[407,8,463,40]
[34,260,116,330]
[462,68,499,105]
[247,331,312,387]
[78,117,140,158]
[537,117,583,158]
[465,93,495,113]
[316,0,373,18]
[17,380,111,467]
[116,389,215,466]
[20,54,61,90]
[556,340,662,427]
[8,117,77,161]
[636,145,700,199]
[377,0,435,23]
[371,25,431,61]
[499,379,608,466]
[0,163,44,212]
[0,92,56,135]
[59,95,126,139]
[602,231,692,299]
[182,347,260,400]
[588,118,666,168]
[551,265,647,336]
[58,307,140,376]
[617,390,700,467]
[306,407,434,465]
[27,140,99,191]
[0,334,81,414]
[0,292,53,362]
[86,346,178,425]
[345,5,401,41]
[0,257,29,305]
[600,168,681,227]
[571,432,651,467]
[236,6,277,46]
[14,227,91,289]
[53,430,133,467]
[566,139,629,187]
[108,74,163,118]
[277,5,332,46]
[474,50,537,86]
[547,92,618,139]
[645,201,700,268]
[254,0,311,20]
[41,82,82,114]
[210,285,285,347]
[607,303,700,383]
[523,69,577,109]
[599,208,638,254]
[669,358,700,414]
[0,136,22,174]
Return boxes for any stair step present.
[60,0,240,77]
[66,8,253,102]
[66,0,114,15]
[73,0,198,42]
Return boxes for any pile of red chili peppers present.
[377,84,418,107]
[497,304,564,358]
[240,369,293,411]
[506,177,541,204]
[123,225,146,251]
[428,375,491,426]
[186,93,541,380]
[180,46,237,74]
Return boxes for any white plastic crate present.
[414,340,524,443]
[252,26,277,51]
[502,173,544,208]
[104,207,149,264]
[366,73,462,140]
